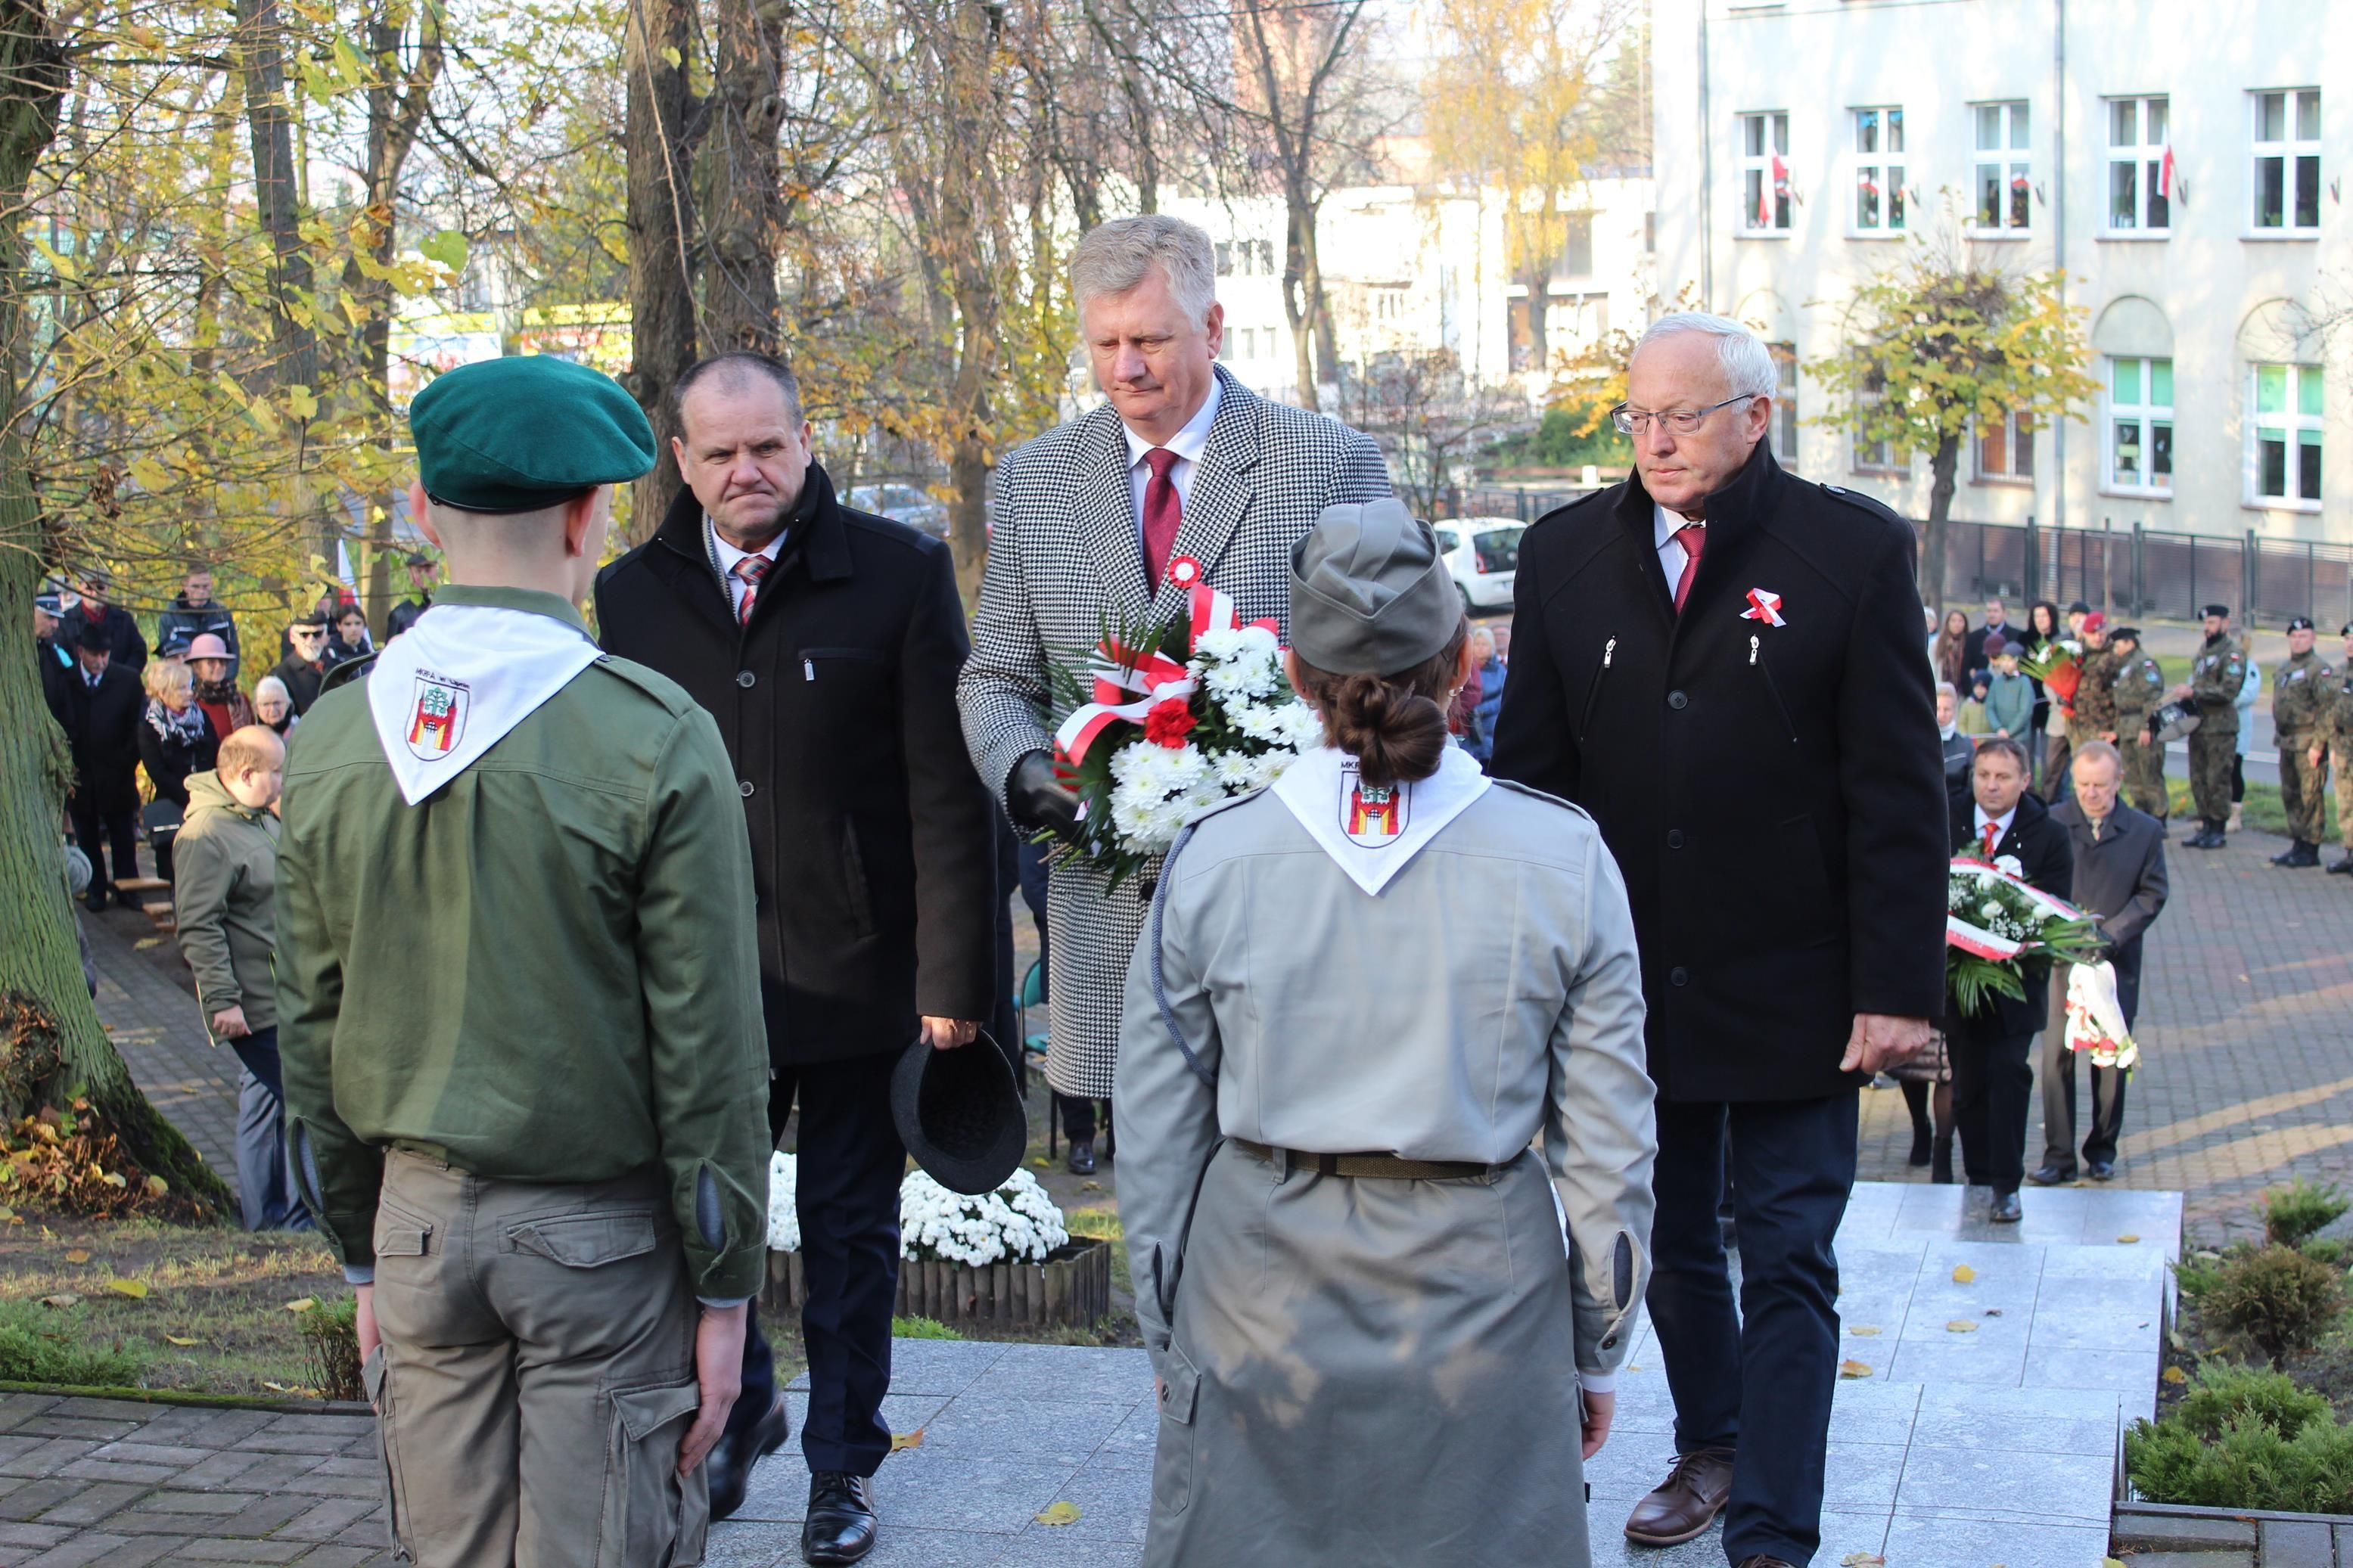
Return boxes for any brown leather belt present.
[1232,1138,1497,1181]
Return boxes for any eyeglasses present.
[1611,395,1759,436]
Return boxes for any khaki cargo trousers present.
[365,1150,708,1567]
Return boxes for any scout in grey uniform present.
[2270,616,2334,868]
[1116,500,1657,1567]
[278,356,770,1568]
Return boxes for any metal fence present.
[1926,518,2353,630]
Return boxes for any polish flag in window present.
[2159,144,2176,200]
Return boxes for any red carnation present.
[1144,697,1197,749]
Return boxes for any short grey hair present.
[1934,680,1957,699]
[1070,215,1217,325]
[2072,739,2123,776]
[1633,311,1778,401]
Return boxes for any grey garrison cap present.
[1288,498,1461,675]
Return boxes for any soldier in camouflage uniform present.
[2321,622,2353,874]
[2106,626,2168,821]
[2172,603,2247,849]
[2064,614,2118,775]
[2269,616,2335,868]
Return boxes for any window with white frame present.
[1851,107,1905,233]
[2105,97,2171,233]
[1972,101,2032,231]
[2249,362,2322,506]
[1772,343,1799,469]
[1741,112,1791,232]
[2251,90,2321,234]
[2106,357,2173,494]
[1975,411,2034,482]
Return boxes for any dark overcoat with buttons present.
[594,463,996,1065]
[1491,441,1948,1103]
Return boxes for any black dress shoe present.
[1066,1138,1096,1175]
[802,1471,878,1565]
[2089,1160,2116,1181]
[2026,1163,2075,1187]
[2327,854,2353,874]
[1907,1128,1932,1167]
[706,1394,790,1522]
[1989,1191,2022,1224]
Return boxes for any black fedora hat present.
[892,1031,1026,1196]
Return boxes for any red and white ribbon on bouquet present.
[1053,584,1279,765]
[1945,855,2092,960]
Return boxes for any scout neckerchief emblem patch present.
[406,672,468,759]
[1739,588,1786,626]
[1343,765,1408,845]
[1271,744,1490,896]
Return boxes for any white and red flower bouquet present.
[1944,852,2104,1017]
[2016,638,2086,717]
[1043,564,1323,889]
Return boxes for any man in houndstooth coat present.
[959,216,1391,1151]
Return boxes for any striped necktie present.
[732,555,769,626]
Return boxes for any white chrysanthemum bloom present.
[1193,626,1247,662]
[1979,899,2003,920]
[1235,625,1279,659]
[766,1151,800,1252]
[1279,702,1326,749]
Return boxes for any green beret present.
[411,356,655,513]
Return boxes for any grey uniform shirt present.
[1116,780,1658,1387]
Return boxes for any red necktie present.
[1141,449,1182,588]
[1671,523,1706,613]
[732,555,769,626]
[1982,822,2000,859]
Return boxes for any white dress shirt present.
[1124,376,1223,544]
[706,517,785,619]
[1654,503,1705,587]
[1972,802,2017,852]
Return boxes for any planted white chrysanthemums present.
[766,1150,800,1252]
[897,1169,1070,1268]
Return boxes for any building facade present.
[1652,0,2350,545]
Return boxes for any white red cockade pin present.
[1166,554,1204,589]
[1739,588,1786,627]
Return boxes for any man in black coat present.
[1947,736,2072,1217]
[2032,741,2168,1185]
[58,567,147,675]
[58,621,146,910]
[1491,314,1946,1568]
[595,352,995,1566]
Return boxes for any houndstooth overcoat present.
[959,366,1392,1098]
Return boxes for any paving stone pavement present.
[1858,823,2353,1247]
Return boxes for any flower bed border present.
[763,1239,1113,1330]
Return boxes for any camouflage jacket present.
[2071,647,2121,735]
[2109,653,2166,734]
[2272,649,2336,737]
[2188,635,2248,717]
[2327,664,2353,750]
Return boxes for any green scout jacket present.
[2190,635,2246,716]
[173,771,281,1035]
[274,585,771,1301]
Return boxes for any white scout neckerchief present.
[1270,742,1490,896]
[367,603,602,806]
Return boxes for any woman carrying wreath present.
[1114,498,1657,1566]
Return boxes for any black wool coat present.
[1490,442,1948,1102]
[58,664,145,815]
[1948,789,2074,1034]
[595,464,997,1066]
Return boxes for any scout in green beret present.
[276,354,769,1567]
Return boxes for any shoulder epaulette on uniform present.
[1180,786,1271,831]
[1487,776,1597,824]
[318,654,376,697]
[1811,480,1906,525]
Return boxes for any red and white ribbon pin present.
[1739,588,1786,627]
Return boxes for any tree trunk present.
[0,1,228,1206]
[623,0,704,541]
[937,0,999,609]
[1922,433,1959,612]
[701,0,784,355]
[1282,197,1320,411]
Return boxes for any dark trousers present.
[1949,1018,2036,1193]
[1647,1091,1857,1566]
[733,1051,905,1478]
[69,797,138,898]
[225,1029,310,1232]
[2041,967,2137,1172]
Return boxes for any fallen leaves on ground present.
[1946,1321,1978,1334]
[2117,1234,2140,1244]
[1951,1264,1976,1284]
[39,1293,78,1308]
[1848,1325,1882,1337]
[1080,1181,1102,1192]
[2162,1366,2187,1385]
[62,1249,88,1264]
[104,1278,148,1299]
[1838,1359,1873,1379]
[163,1335,200,1348]
[890,1429,924,1452]
[283,1297,316,1314]
[1034,1502,1082,1526]
[1841,1554,1885,1566]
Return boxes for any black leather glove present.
[1009,750,1082,842]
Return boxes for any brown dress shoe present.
[1624,1446,1736,1545]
